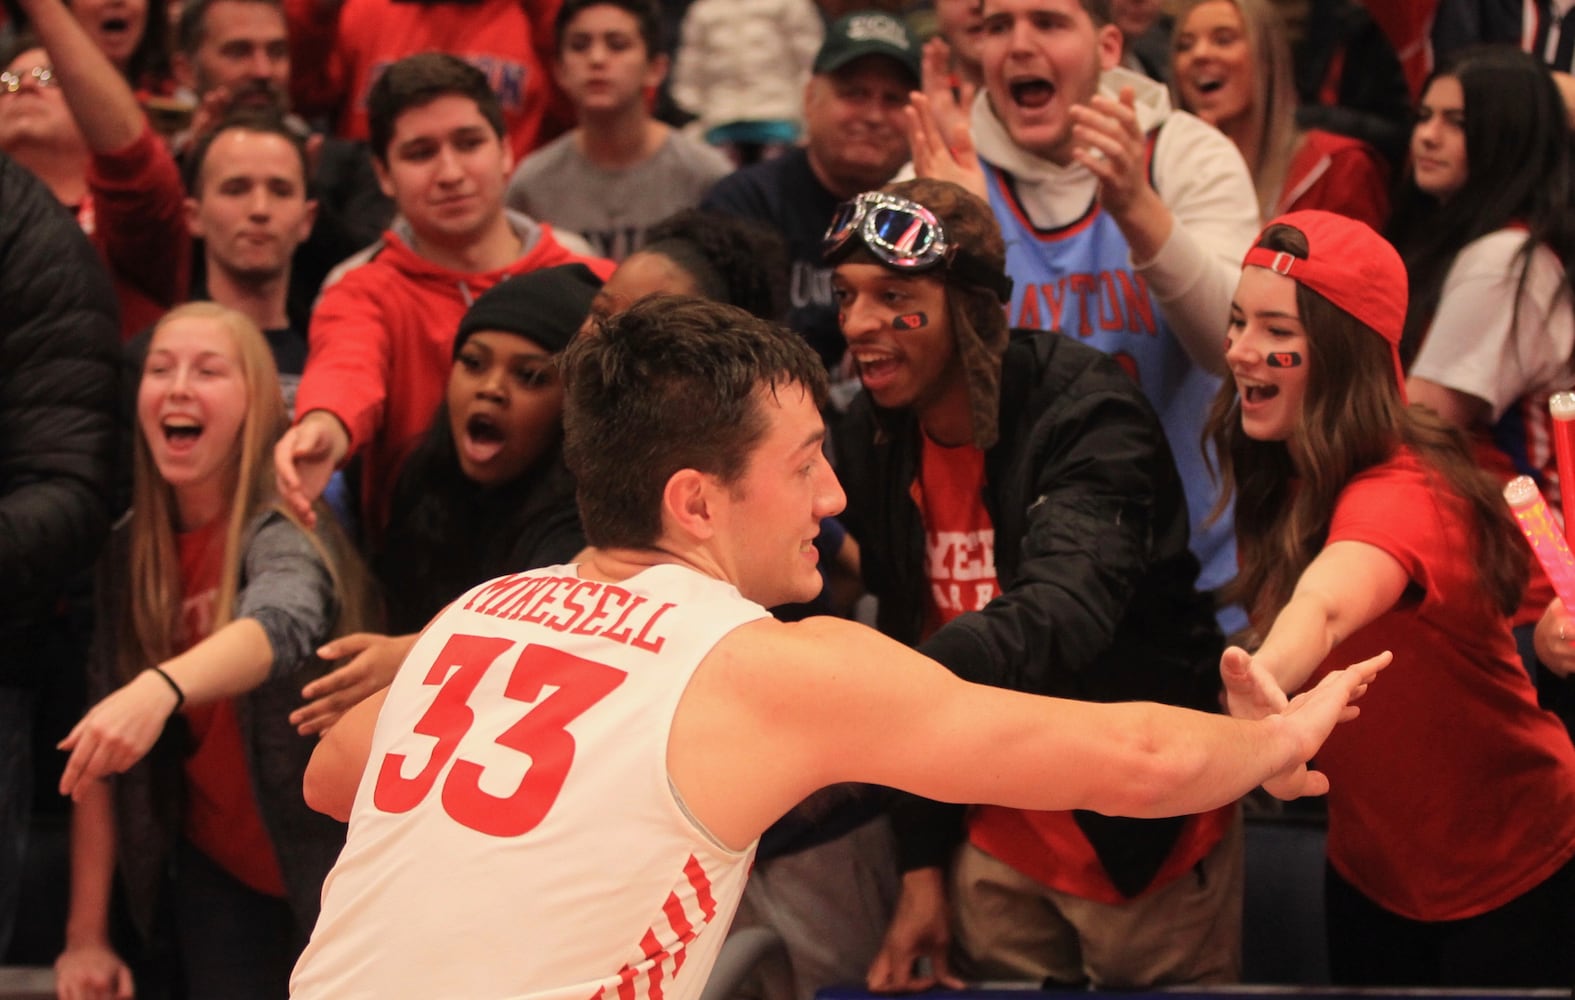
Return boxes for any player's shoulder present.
[704,615,878,684]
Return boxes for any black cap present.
[813,11,921,85]
[453,263,602,359]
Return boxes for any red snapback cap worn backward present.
[1241,209,1409,398]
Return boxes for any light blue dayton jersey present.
[984,160,1237,607]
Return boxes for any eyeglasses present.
[0,65,56,94]
[822,191,1014,303]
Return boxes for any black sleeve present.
[0,156,120,614]
[917,382,1179,696]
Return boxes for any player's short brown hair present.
[561,295,828,549]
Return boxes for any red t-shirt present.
[1306,449,1575,920]
[913,437,1230,903]
[913,436,1000,637]
[177,520,288,898]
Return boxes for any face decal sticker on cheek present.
[892,312,929,331]
[1267,351,1303,368]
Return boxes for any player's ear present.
[661,467,716,540]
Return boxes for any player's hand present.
[57,670,181,800]
[274,412,349,528]
[1264,650,1390,800]
[866,867,963,993]
[56,940,134,1000]
[1069,87,1160,220]
[1534,598,1575,678]
[291,632,416,735]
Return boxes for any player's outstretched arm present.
[677,617,1387,847]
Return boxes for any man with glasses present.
[0,0,189,339]
[829,179,1241,993]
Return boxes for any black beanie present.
[452,263,603,359]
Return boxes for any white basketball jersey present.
[291,563,770,1000]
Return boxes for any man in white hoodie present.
[867,0,1261,991]
[969,0,1257,626]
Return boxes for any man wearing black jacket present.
[830,178,1239,991]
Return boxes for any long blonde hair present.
[1172,0,1299,221]
[119,302,374,681]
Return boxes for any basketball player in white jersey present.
[289,295,1387,1000]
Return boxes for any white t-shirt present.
[1410,228,1575,421]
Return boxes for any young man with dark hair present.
[503,0,732,261]
[275,53,612,538]
[181,108,317,409]
[287,292,1388,1000]
[829,178,1240,991]
[172,0,394,329]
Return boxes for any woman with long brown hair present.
[54,302,373,999]
[1209,211,1575,987]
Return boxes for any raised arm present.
[57,618,275,800]
[1070,89,1257,375]
[280,273,393,520]
[17,0,146,153]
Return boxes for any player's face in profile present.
[715,383,846,607]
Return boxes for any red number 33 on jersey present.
[372,633,627,837]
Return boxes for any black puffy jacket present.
[0,153,121,687]
[835,328,1224,897]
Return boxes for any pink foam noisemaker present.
[1506,475,1575,607]
[1550,391,1575,537]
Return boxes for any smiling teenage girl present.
[54,302,372,999]
[1211,211,1575,988]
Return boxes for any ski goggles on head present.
[822,192,1014,303]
